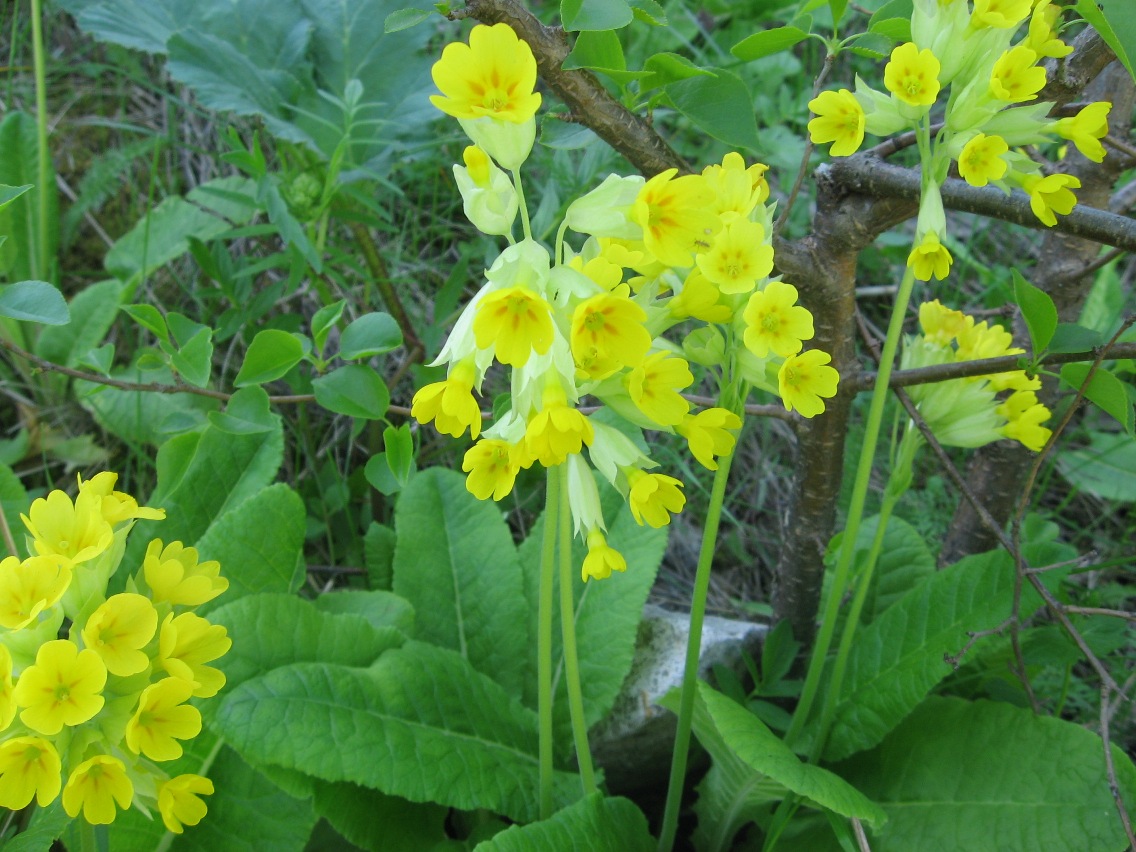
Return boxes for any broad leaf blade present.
[474,792,654,851]
[1012,269,1057,354]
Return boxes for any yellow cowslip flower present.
[956,320,1018,361]
[522,388,594,468]
[807,89,866,157]
[0,554,72,630]
[453,145,519,236]
[676,408,742,471]
[159,612,231,699]
[627,471,685,528]
[907,232,953,281]
[1054,102,1111,164]
[81,593,159,677]
[696,218,774,295]
[570,290,651,379]
[668,269,730,324]
[997,390,1052,451]
[0,736,61,810]
[158,774,214,834]
[21,489,113,567]
[142,539,228,608]
[581,530,627,582]
[568,254,623,291]
[919,300,974,346]
[743,281,815,358]
[462,439,521,501]
[1026,0,1071,58]
[125,678,202,762]
[430,24,540,124]
[14,640,106,735]
[958,133,1009,187]
[971,0,1031,28]
[625,352,693,427]
[990,46,1046,102]
[1022,173,1079,227]
[0,645,15,731]
[473,286,554,367]
[77,472,165,527]
[702,152,768,222]
[883,43,941,108]
[778,350,839,418]
[630,169,719,268]
[62,754,133,824]
[411,359,483,440]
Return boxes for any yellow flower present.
[676,408,741,471]
[0,554,72,630]
[628,471,686,528]
[919,300,974,346]
[159,612,231,699]
[907,232,953,281]
[473,286,554,367]
[883,43,941,108]
[522,390,595,468]
[1053,102,1111,164]
[702,152,769,221]
[14,639,106,735]
[807,89,866,156]
[158,774,214,834]
[1022,173,1079,227]
[462,439,521,501]
[77,472,165,526]
[143,538,228,608]
[1026,0,1071,59]
[998,390,1052,452]
[958,133,1009,187]
[21,489,113,566]
[570,291,651,379]
[696,218,774,294]
[125,677,202,762]
[62,754,133,824]
[778,350,839,418]
[668,269,730,324]
[411,360,482,439]
[625,352,694,427]
[430,24,541,124]
[581,530,627,582]
[990,46,1046,102]
[0,645,15,732]
[972,0,1031,28]
[743,281,815,358]
[0,736,61,810]
[630,169,719,267]
[81,593,159,677]
[956,320,1019,362]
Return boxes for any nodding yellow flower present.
[1026,0,1071,59]
[0,645,15,732]
[1054,102,1111,164]
[1021,173,1079,227]
[956,320,1018,362]
[473,286,554,367]
[522,385,594,468]
[676,408,741,471]
[125,678,202,762]
[159,612,231,699]
[778,350,840,418]
[81,593,159,678]
[21,490,113,567]
[77,472,165,526]
[0,736,61,809]
[696,218,774,295]
[570,291,651,379]
[971,0,1031,28]
[997,390,1053,451]
[142,539,228,608]
[742,281,815,358]
[412,359,483,439]
[462,439,521,501]
[14,640,106,736]
[883,43,941,108]
[958,133,1009,187]
[919,300,974,346]
[581,530,627,582]
[627,470,686,528]
[62,754,133,825]
[625,352,694,427]
[158,774,214,834]
[430,24,541,124]
[702,152,769,221]
[807,89,866,156]
[907,232,953,281]
[668,270,730,324]
[630,169,720,268]
[990,46,1046,102]
[0,555,71,630]
[568,255,623,291]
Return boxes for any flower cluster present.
[902,300,1053,450]
[0,473,229,832]
[808,0,1111,279]
[416,24,839,580]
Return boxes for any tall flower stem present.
[538,465,560,819]
[557,464,597,795]
[512,169,532,241]
[29,0,51,282]
[658,448,738,852]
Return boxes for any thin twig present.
[0,503,17,557]
[852,817,872,852]
[775,52,836,235]
[1101,684,1136,850]
[944,617,1016,669]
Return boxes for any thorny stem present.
[537,466,559,819]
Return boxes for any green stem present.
[557,464,597,795]
[512,169,532,242]
[29,0,51,282]
[657,449,738,852]
[538,466,560,820]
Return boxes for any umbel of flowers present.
[0,473,229,833]
[416,23,839,580]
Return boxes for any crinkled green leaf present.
[474,793,654,851]
[313,780,448,851]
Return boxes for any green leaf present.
[235,328,304,386]
[168,326,214,388]
[364,452,404,496]
[731,27,810,62]
[312,589,415,636]
[258,176,322,272]
[310,298,346,354]
[313,781,448,851]
[105,193,235,284]
[0,112,59,284]
[1061,363,1135,435]
[0,463,29,560]
[629,0,666,25]
[213,641,582,823]
[640,52,713,91]
[561,0,633,31]
[836,696,1136,851]
[828,0,848,23]
[364,522,396,591]
[121,303,169,342]
[1078,0,1135,81]
[1012,269,1057,354]
[35,280,124,367]
[665,70,759,150]
[4,801,69,851]
[312,364,390,419]
[845,514,935,624]
[383,424,416,487]
[0,281,69,325]
[383,7,432,32]
[1048,322,1104,353]
[393,468,528,698]
[0,183,32,211]
[474,792,654,851]
[207,386,279,435]
[564,30,627,74]
[338,311,403,359]
[1057,431,1136,501]
[867,17,910,42]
